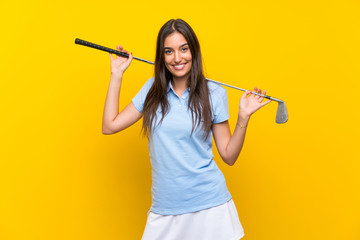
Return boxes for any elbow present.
[102,130,113,135]
[228,161,235,166]
[222,155,239,166]
[102,129,113,135]
[226,159,236,166]
[102,124,114,135]
[102,127,125,135]
[102,122,124,135]
[221,148,242,166]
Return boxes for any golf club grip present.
[75,38,129,58]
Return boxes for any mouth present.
[172,63,187,70]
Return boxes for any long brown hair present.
[142,19,212,140]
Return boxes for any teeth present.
[174,64,185,70]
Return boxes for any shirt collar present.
[167,80,174,93]
[167,80,190,94]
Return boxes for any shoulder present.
[207,80,227,100]
[143,76,155,89]
[135,77,155,100]
[132,77,155,107]
[137,77,155,95]
[206,79,230,122]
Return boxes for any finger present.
[262,89,268,101]
[109,53,113,61]
[254,86,258,92]
[122,50,130,58]
[252,86,260,100]
[252,87,258,98]
[256,87,261,95]
[261,99,272,107]
[262,90,272,103]
[116,45,124,58]
[241,90,252,100]
[257,88,264,102]
[127,52,133,64]
[116,45,120,58]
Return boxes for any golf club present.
[75,38,288,124]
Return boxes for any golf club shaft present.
[75,38,283,102]
[206,79,282,102]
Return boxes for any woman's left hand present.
[238,87,272,119]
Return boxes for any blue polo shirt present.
[132,77,232,215]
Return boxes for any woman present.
[102,19,271,240]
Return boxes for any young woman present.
[102,19,271,240]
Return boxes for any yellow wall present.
[1,0,359,239]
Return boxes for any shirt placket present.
[177,95,182,108]
[179,90,189,109]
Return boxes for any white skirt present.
[141,199,244,240]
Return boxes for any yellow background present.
[1,0,359,239]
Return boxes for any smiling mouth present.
[173,63,186,70]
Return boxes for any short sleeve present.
[132,77,155,113]
[210,83,230,124]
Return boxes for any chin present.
[173,73,190,80]
[171,68,191,80]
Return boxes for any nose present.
[174,51,181,63]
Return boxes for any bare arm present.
[212,118,249,166]
[102,74,142,134]
[213,87,271,166]
[102,45,142,134]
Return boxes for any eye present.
[181,47,189,52]
[164,49,173,54]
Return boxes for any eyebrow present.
[164,43,188,49]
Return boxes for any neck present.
[171,76,188,97]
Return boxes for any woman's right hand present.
[109,45,133,77]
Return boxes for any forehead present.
[164,32,187,48]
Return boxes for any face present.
[163,32,192,81]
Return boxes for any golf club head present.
[276,101,288,124]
